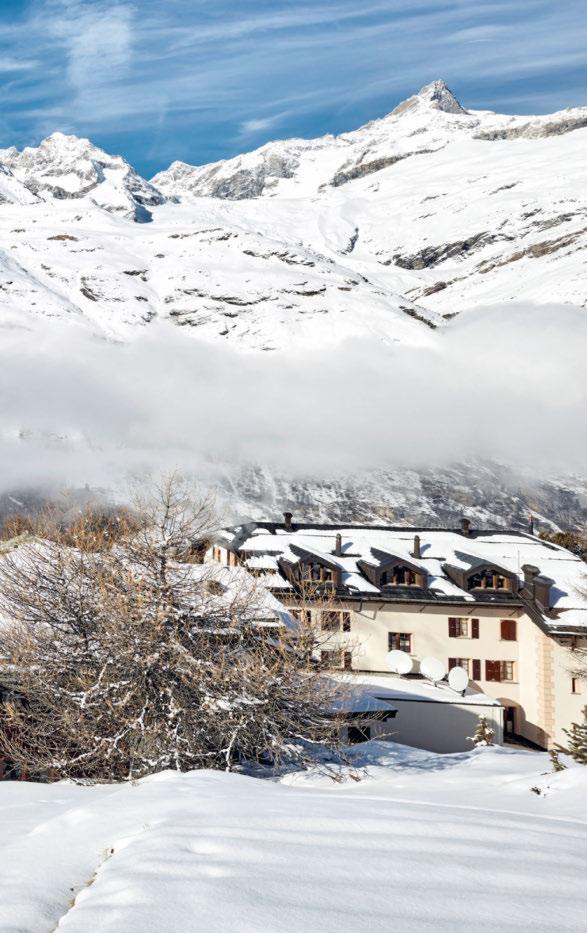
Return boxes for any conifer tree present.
[555,706,587,765]
[549,748,566,772]
[468,715,495,747]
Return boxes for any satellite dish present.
[387,650,414,675]
[420,656,447,684]
[448,665,469,694]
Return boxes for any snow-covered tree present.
[468,716,495,747]
[0,476,343,781]
[555,707,587,765]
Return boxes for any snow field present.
[0,743,585,932]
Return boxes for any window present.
[320,650,343,669]
[472,659,481,681]
[305,562,335,583]
[500,619,517,641]
[320,611,351,632]
[449,618,479,638]
[290,608,310,625]
[501,661,515,682]
[381,566,418,586]
[449,618,467,638]
[321,611,341,631]
[571,677,582,695]
[448,658,470,675]
[388,632,412,653]
[468,569,510,591]
[485,660,515,682]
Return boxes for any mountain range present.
[0,80,585,527]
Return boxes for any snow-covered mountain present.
[0,80,585,351]
[0,132,165,222]
[0,81,585,528]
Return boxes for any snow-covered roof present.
[0,537,294,632]
[344,673,501,708]
[218,522,587,630]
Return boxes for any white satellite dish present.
[387,650,414,675]
[448,665,469,694]
[420,656,447,684]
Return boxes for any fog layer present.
[0,302,585,491]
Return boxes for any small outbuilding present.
[341,673,503,753]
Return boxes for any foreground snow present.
[0,743,585,932]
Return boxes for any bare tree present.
[0,476,345,781]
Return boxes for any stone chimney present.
[412,534,421,559]
[334,533,342,557]
[283,511,293,532]
[528,514,535,536]
[460,518,472,536]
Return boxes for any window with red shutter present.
[472,659,481,681]
[471,619,479,639]
[448,618,457,637]
[500,619,517,641]
[485,660,502,682]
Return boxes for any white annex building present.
[212,516,587,750]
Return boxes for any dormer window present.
[468,568,511,591]
[304,562,335,583]
[381,566,418,587]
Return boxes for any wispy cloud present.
[0,0,585,173]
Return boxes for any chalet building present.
[211,515,587,750]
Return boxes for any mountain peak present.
[391,79,468,117]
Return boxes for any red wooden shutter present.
[343,651,352,671]
[448,618,457,637]
[342,613,351,633]
[501,619,516,641]
[448,657,457,670]
[471,619,479,639]
[485,660,502,682]
[472,659,481,681]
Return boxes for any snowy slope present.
[0,81,585,351]
[0,744,585,932]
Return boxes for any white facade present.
[212,521,587,750]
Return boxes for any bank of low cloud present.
[0,301,584,493]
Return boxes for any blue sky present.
[0,0,586,177]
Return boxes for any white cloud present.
[46,0,135,91]
[0,302,584,494]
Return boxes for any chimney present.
[283,511,293,532]
[522,563,540,597]
[412,534,421,559]
[460,518,472,536]
[334,533,342,556]
[522,563,551,608]
[528,514,535,536]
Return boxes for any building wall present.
[343,704,503,754]
[209,548,587,750]
[550,635,587,747]
[382,700,503,754]
[289,598,582,749]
